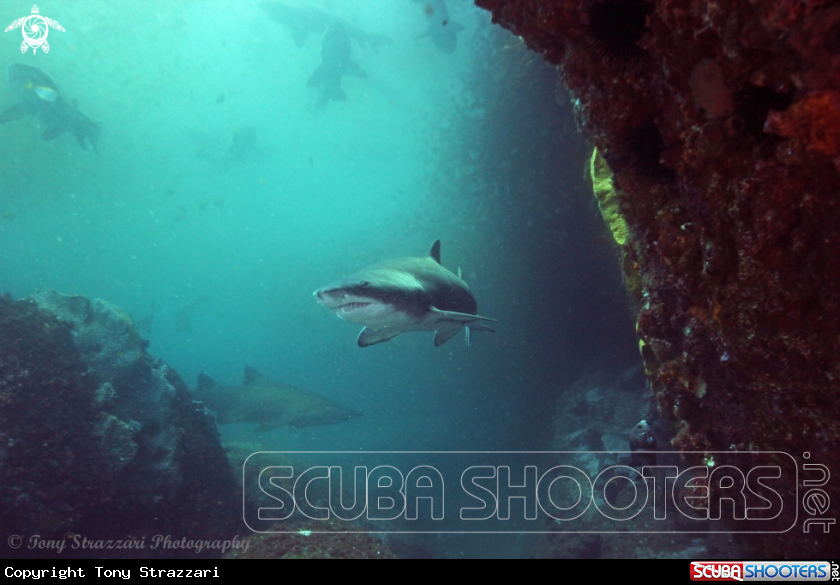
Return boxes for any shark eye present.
[359,281,370,289]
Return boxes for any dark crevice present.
[586,0,652,59]
[732,85,793,156]
[605,124,676,182]
[733,85,793,139]
[825,22,840,53]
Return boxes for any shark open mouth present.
[336,301,373,314]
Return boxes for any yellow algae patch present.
[592,148,642,299]
[590,148,629,246]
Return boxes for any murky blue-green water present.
[0,1,641,558]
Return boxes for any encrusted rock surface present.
[225,520,398,560]
[0,291,238,558]
[476,0,840,558]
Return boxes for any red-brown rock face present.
[476,0,840,558]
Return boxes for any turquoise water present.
[0,1,640,556]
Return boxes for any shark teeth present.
[337,302,372,313]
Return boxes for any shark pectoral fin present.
[434,328,460,347]
[42,124,64,141]
[330,87,347,101]
[357,326,403,347]
[0,104,26,125]
[469,323,496,333]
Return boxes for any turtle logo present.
[5,5,65,54]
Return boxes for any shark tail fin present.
[197,373,220,391]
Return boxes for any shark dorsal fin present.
[429,240,441,264]
[197,373,219,391]
[244,366,265,385]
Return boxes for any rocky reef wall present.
[475,0,840,558]
[0,291,238,558]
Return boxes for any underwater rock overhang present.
[0,292,239,558]
[475,0,840,558]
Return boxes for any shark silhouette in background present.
[307,23,368,111]
[182,125,264,168]
[260,1,392,52]
[216,125,264,168]
[131,301,155,334]
[315,240,497,347]
[196,367,363,432]
[173,295,210,333]
[0,64,100,151]
[412,0,465,54]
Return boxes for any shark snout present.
[313,286,343,305]
[314,286,361,311]
[313,279,372,306]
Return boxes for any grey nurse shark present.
[0,64,99,151]
[307,23,367,110]
[314,241,497,347]
[196,366,362,432]
[260,1,392,52]
[412,0,465,54]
